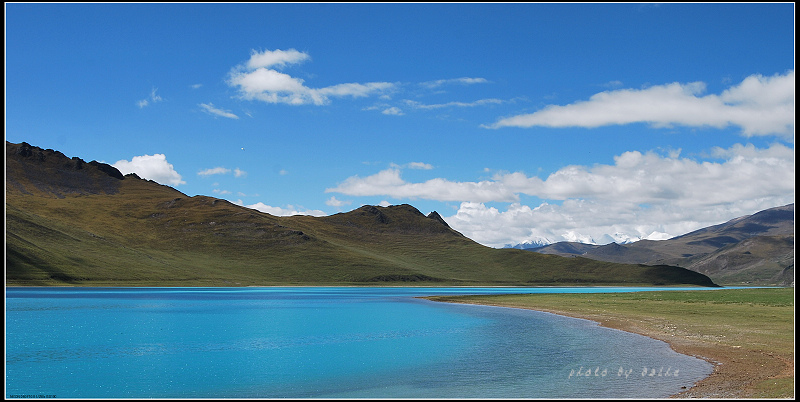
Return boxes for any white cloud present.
[421,77,489,88]
[325,196,351,208]
[382,106,404,115]
[113,154,185,186]
[404,98,505,110]
[330,143,794,205]
[315,82,395,99]
[407,162,434,170]
[198,167,231,176]
[389,162,434,170]
[150,88,163,102]
[227,48,395,106]
[444,190,795,249]
[328,143,794,247]
[486,70,795,138]
[326,168,519,202]
[495,143,795,207]
[245,202,326,217]
[245,48,310,70]
[198,166,247,177]
[199,103,239,119]
[137,88,163,108]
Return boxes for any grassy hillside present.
[6,141,719,287]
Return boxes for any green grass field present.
[425,287,794,398]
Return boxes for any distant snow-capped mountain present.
[504,238,552,250]
[596,232,647,245]
[506,231,647,249]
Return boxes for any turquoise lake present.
[5,286,717,398]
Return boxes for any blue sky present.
[5,3,795,247]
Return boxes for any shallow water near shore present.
[6,286,714,398]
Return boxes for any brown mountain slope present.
[5,141,719,287]
[528,204,794,286]
[682,235,794,285]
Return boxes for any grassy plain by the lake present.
[425,287,794,399]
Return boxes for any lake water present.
[6,286,716,398]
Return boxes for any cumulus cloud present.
[496,143,794,207]
[444,192,795,249]
[328,143,794,247]
[199,103,239,119]
[244,202,326,217]
[227,48,395,106]
[485,70,795,138]
[246,48,310,69]
[113,154,185,186]
[330,143,794,205]
[326,168,519,203]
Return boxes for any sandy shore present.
[425,299,793,399]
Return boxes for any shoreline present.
[423,296,793,399]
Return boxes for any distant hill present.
[523,204,794,286]
[5,141,718,287]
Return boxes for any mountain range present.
[5,141,719,287]
[512,204,794,286]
